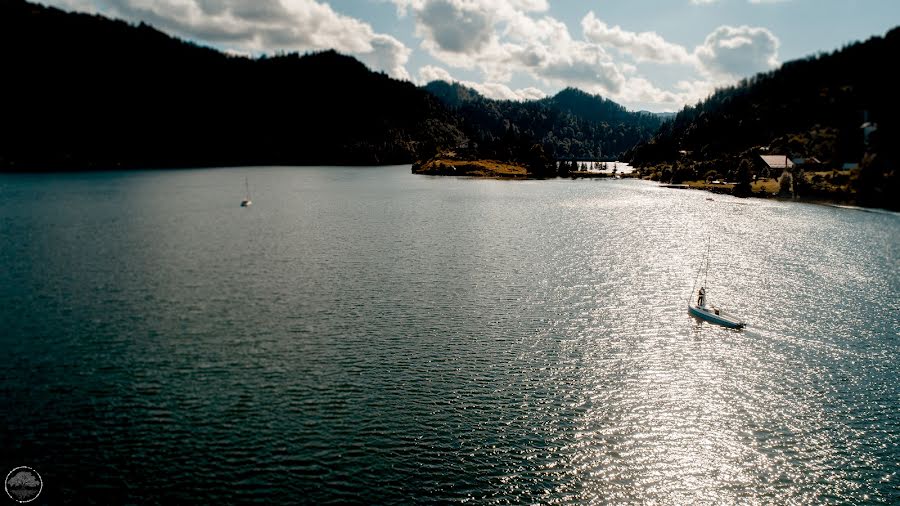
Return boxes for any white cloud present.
[43,0,414,79]
[418,64,455,83]
[395,0,630,97]
[506,0,549,11]
[695,25,780,78]
[359,34,412,80]
[415,0,495,54]
[536,51,625,93]
[45,0,99,12]
[47,0,785,111]
[619,78,686,107]
[416,65,545,101]
[673,79,719,103]
[472,82,546,101]
[580,12,780,83]
[581,11,695,65]
[694,0,792,4]
[396,1,746,109]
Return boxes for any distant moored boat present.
[241,176,252,207]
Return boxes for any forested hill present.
[423,82,663,161]
[0,0,665,171]
[0,0,465,169]
[628,26,899,202]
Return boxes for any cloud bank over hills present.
[40,0,891,111]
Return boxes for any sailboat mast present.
[703,234,711,288]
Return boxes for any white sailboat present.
[240,177,252,207]
[688,239,745,329]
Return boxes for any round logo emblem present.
[5,466,43,503]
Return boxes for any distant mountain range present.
[645,112,676,121]
[0,0,662,170]
[423,81,664,161]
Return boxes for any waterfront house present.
[759,154,794,178]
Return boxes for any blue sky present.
[43,0,900,112]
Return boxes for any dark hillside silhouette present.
[0,0,664,172]
[0,0,465,169]
[631,28,900,164]
[627,26,899,208]
[423,82,662,162]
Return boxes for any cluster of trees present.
[0,0,466,169]
[557,160,619,172]
[636,156,748,184]
[424,82,663,163]
[627,26,898,208]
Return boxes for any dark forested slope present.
[423,82,662,161]
[628,27,899,207]
[0,0,665,172]
[0,0,464,169]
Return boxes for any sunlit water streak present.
[1,166,898,504]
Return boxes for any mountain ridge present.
[0,0,657,172]
[422,81,663,162]
[0,0,466,169]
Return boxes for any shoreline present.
[654,179,898,213]
[411,158,529,178]
[4,163,894,213]
[411,164,896,212]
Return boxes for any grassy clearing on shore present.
[684,179,782,194]
[414,158,528,177]
[751,179,780,194]
[685,180,735,190]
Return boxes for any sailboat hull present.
[241,177,252,206]
[688,304,744,328]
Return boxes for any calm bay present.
[1,165,898,504]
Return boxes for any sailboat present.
[240,177,252,207]
[688,238,745,328]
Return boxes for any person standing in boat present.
[697,287,705,307]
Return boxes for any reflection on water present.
[1,166,898,504]
[559,160,636,174]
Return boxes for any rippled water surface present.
[1,166,898,504]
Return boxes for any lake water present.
[1,166,898,504]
